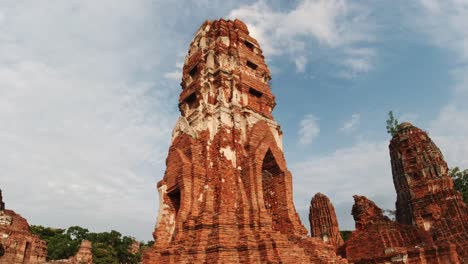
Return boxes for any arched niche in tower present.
[261,149,290,232]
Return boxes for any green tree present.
[340,230,352,242]
[31,225,141,263]
[450,167,468,204]
[386,111,399,136]
[30,225,80,260]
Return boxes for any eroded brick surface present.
[143,19,347,264]
[340,195,460,264]
[0,190,47,264]
[390,123,468,260]
[309,193,344,249]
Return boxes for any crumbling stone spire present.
[0,189,4,211]
[351,195,390,230]
[389,122,468,260]
[309,193,343,248]
[143,19,347,264]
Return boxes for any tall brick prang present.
[309,193,343,249]
[143,19,347,263]
[389,122,468,260]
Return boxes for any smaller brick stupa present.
[309,193,343,249]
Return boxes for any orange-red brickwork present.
[390,122,468,261]
[143,19,347,264]
[340,195,460,264]
[309,193,344,249]
[0,191,47,264]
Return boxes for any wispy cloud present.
[298,114,320,145]
[292,140,393,231]
[340,113,360,132]
[228,0,376,76]
[413,0,468,170]
[0,1,177,241]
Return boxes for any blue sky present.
[1,0,468,241]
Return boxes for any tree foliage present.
[30,225,81,260]
[450,167,468,204]
[386,111,399,136]
[340,230,352,242]
[30,225,144,263]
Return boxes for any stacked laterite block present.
[143,19,347,263]
[340,195,459,264]
[309,193,344,249]
[0,190,47,264]
[390,122,468,261]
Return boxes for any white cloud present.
[164,70,182,81]
[294,56,307,73]
[340,113,360,132]
[429,105,468,169]
[228,0,376,76]
[292,140,394,231]
[414,0,468,170]
[298,114,320,145]
[0,1,178,241]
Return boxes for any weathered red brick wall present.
[0,208,47,264]
[309,193,344,249]
[340,195,460,264]
[143,19,347,263]
[389,122,468,260]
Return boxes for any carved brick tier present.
[340,195,460,264]
[309,193,344,249]
[0,191,47,264]
[143,19,347,263]
[390,122,468,260]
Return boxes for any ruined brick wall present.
[309,193,343,249]
[341,195,460,264]
[0,208,47,264]
[143,19,347,264]
[389,122,468,260]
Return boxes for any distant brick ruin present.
[309,193,343,249]
[0,190,47,264]
[336,123,468,263]
[143,19,346,263]
[48,240,93,264]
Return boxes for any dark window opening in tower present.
[184,92,197,108]
[244,40,254,51]
[246,60,258,70]
[249,87,263,98]
[168,188,181,216]
[188,64,198,78]
[23,242,31,264]
[261,149,292,233]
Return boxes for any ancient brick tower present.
[144,19,346,263]
[309,193,343,249]
[389,122,468,260]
